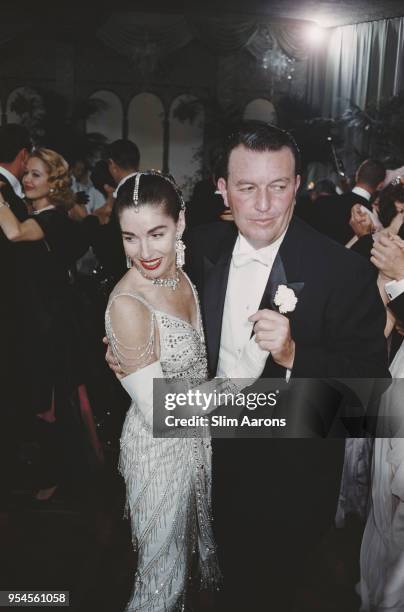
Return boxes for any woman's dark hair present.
[378,183,404,227]
[115,172,184,222]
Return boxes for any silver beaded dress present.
[105,276,220,612]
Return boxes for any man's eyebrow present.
[269,177,291,184]
[235,179,255,185]
[234,177,291,185]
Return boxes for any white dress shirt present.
[0,167,24,198]
[351,186,371,201]
[71,176,105,214]
[217,230,287,378]
[385,279,404,301]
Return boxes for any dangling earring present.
[126,255,132,269]
[49,188,55,194]
[175,234,185,269]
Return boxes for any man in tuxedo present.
[0,122,31,378]
[0,124,31,504]
[310,158,386,245]
[184,121,389,610]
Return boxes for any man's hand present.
[103,336,125,379]
[349,204,374,237]
[371,233,404,280]
[248,309,295,370]
[75,191,90,206]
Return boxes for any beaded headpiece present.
[132,170,186,212]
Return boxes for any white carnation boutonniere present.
[274,284,298,314]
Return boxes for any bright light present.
[305,24,326,46]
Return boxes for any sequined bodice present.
[105,272,208,383]
[154,310,207,382]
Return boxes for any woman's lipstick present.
[140,258,162,271]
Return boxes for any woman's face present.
[22,157,50,202]
[120,204,184,279]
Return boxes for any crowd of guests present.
[0,124,142,506]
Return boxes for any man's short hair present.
[356,159,386,189]
[217,120,301,179]
[106,139,140,171]
[0,124,31,163]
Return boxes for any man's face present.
[218,145,300,249]
[72,160,87,182]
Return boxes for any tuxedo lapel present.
[259,217,305,377]
[259,217,304,312]
[258,253,288,311]
[202,225,237,374]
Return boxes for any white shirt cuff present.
[385,279,404,301]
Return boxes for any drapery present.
[96,12,309,63]
[307,16,404,118]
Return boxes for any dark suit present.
[185,216,389,610]
[0,172,28,503]
[309,191,370,245]
[0,172,28,392]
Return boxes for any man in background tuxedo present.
[0,124,31,504]
[185,121,389,611]
[81,139,141,285]
[310,158,386,244]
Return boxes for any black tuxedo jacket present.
[0,173,28,416]
[309,190,370,245]
[0,173,28,285]
[185,215,389,383]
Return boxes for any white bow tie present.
[232,251,270,268]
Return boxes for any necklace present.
[152,271,180,291]
[134,263,181,291]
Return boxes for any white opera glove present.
[121,360,164,427]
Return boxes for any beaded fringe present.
[120,405,221,612]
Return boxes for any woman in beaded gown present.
[105,172,269,612]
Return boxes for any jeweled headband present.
[132,170,186,212]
